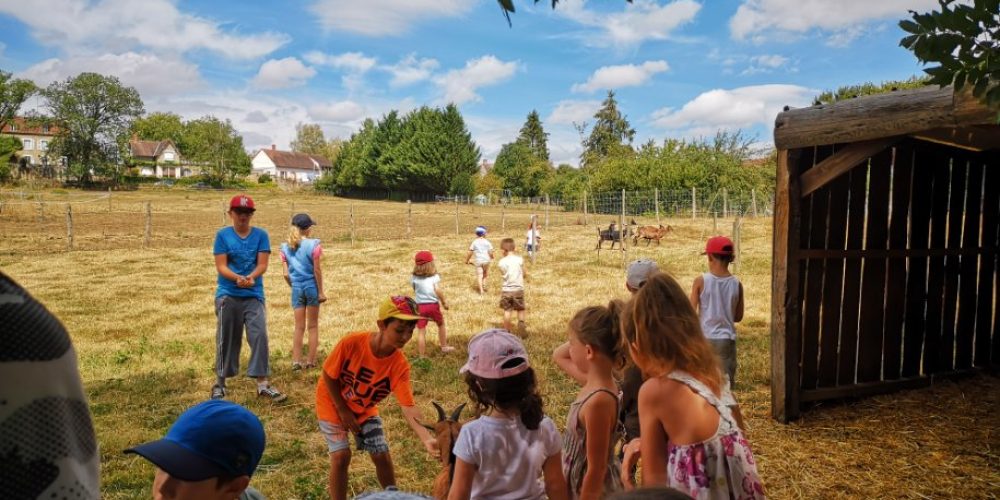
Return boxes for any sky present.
[0,0,938,166]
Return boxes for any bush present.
[258,173,273,184]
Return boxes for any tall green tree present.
[131,112,186,152]
[183,116,250,183]
[492,141,551,197]
[290,123,327,155]
[581,90,635,168]
[332,118,377,188]
[515,110,549,161]
[0,71,37,131]
[900,0,1000,111]
[43,72,144,182]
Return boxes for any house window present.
[163,151,175,162]
[39,140,48,151]
[9,124,16,132]
[22,139,33,150]
[42,124,49,133]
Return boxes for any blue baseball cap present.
[475,226,487,235]
[125,400,265,481]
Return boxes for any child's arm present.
[241,251,270,288]
[542,452,570,500]
[314,251,326,302]
[214,254,243,283]
[551,343,587,385]
[689,274,703,312]
[435,284,448,310]
[638,380,669,487]
[579,394,617,500]
[281,259,291,286]
[734,281,744,322]
[400,405,439,456]
[447,458,476,500]
[464,250,473,265]
[322,371,361,433]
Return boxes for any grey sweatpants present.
[215,295,270,380]
[709,338,737,388]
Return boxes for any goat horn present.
[450,403,467,422]
[416,419,435,432]
[432,401,447,421]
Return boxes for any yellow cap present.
[378,296,423,322]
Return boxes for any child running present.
[464,226,494,295]
[497,238,527,335]
[316,296,439,500]
[690,236,744,387]
[280,213,327,370]
[411,250,454,356]
[525,218,541,259]
[624,273,763,499]
[448,329,569,500]
[557,302,627,499]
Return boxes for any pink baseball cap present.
[459,329,530,379]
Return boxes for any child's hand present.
[422,437,440,457]
[442,304,450,310]
[337,408,361,434]
[235,276,249,287]
[240,276,255,288]
[318,293,328,303]
[620,438,641,490]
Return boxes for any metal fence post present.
[350,204,356,247]
[751,188,758,218]
[655,188,660,225]
[407,200,412,239]
[544,193,550,229]
[66,204,73,251]
[691,187,697,219]
[144,202,152,248]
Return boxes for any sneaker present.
[440,346,456,353]
[210,384,226,400]
[258,385,287,403]
[292,362,303,371]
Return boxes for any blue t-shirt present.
[281,238,319,289]
[214,226,270,300]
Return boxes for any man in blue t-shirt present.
[211,194,285,402]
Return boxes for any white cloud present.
[571,60,668,93]
[554,0,701,47]
[434,56,519,105]
[309,0,475,36]
[729,0,938,45]
[650,84,815,134]
[0,0,288,59]
[18,52,203,97]
[251,58,317,89]
[303,51,378,73]
[309,100,367,122]
[741,54,791,75]
[547,100,602,125]
[244,111,268,123]
[382,54,440,87]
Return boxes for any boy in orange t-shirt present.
[316,295,438,500]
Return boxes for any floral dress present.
[665,371,765,500]
[562,388,624,499]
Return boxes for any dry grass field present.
[1,188,997,499]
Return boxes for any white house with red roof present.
[129,137,188,177]
[251,144,331,183]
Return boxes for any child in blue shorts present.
[280,213,327,370]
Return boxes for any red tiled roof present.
[1,117,59,136]
[130,140,175,159]
[262,148,332,170]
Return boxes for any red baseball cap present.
[415,250,434,265]
[229,195,255,211]
[704,236,734,256]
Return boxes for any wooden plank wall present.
[777,138,999,416]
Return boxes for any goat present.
[633,224,674,246]
[424,401,467,500]
[596,221,634,251]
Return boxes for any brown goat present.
[633,224,674,246]
[424,401,466,500]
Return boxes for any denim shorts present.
[319,416,389,454]
[291,285,319,309]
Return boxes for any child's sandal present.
[440,346,456,353]
[292,362,303,371]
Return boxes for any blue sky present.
[0,0,937,165]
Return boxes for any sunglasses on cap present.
[392,295,419,315]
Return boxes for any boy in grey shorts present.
[497,238,527,335]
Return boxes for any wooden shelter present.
[771,86,1000,422]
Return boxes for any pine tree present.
[581,90,635,168]
[515,109,549,161]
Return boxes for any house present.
[251,145,331,183]
[478,159,493,176]
[0,117,60,169]
[129,137,189,177]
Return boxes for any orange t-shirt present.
[316,331,415,424]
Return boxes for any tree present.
[290,123,327,155]
[581,90,635,167]
[516,110,549,161]
[492,141,552,197]
[131,112,187,151]
[43,72,144,182]
[0,71,37,131]
[813,76,930,105]
[183,116,250,183]
[900,0,1000,111]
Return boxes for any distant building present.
[251,145,331,183]
[478,159,493,176]
[129,137,190,177]
[0,117,60,169]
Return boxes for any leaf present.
[899,20,922,34]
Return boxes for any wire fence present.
[0,187,773,255]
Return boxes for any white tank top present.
[699,273,740,340]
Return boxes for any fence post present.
[655,188,660,225]
[221,201,227,226]
[583,190,588,225]
[751,188,758,218]
[723,188,728,218]
[501,202,506,231]
[108,187,112,213]
[530,214,537,265]
[691,187,697,219]
[544,193,550,229]
[37,196,44,223]
[66,204,73,251]
[407,200,413,239]
[454,196,459,235]
[144,201,152,248]
[733,217,742,273]
[350,204,356,247]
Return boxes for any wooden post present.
[752,189,758,218]
[407,200,413,239]
[544,193,550,229]
[501,202,506,231]
[144,202,152,248]
[691,187,697,219]
[454,196,459,235]
[620,189,627,266]
[221,201,227,226]
[733,217,742,274]
[530,214,537,265]
[655,188,660,225]
[771,149,803,422]
[583,190,588,226]
[108,187,112,213]
[37,196,44,223]
[723,188,729,218]
[350,204,356,247]
[66,204,73,251]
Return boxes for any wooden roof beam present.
[799,137,900,198]
[910,126,1000,152]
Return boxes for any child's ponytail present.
[287,225,303,251]
[569,300,627,369]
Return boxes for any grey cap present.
[626,259,659,290]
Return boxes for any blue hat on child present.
[475,226,487,235]
[125,400,266,481]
